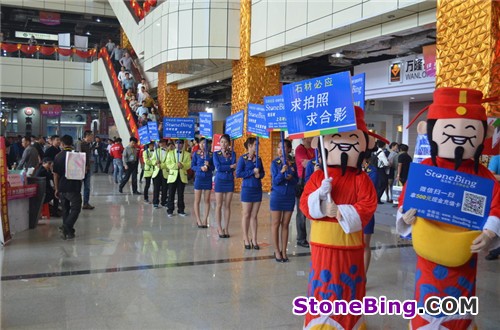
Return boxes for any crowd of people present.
[106,39,161,129]
[4,131,500,270]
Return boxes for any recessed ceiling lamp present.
[206,100,210,104]
[86,31,91,35]
[44,101,49,104]
[332,52,344,58]
[216,80,221,83]
[96,18,101,22]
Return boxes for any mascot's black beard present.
[454,146,464,170]
[340,152,348,176]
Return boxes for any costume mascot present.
[300,106,385,329]
[397,87,500,329]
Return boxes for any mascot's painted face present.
[432,118,485,160]
[324,129,368,168]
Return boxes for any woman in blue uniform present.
[192,138,214,228]
[236,137,265,250]
[270,139,298,262]
[213,134,237,238]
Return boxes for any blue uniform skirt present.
[363,216,375,234]
[194,176,212,190]
[241,186,262,203]
[214,178,234,193]
[270,191,296,211]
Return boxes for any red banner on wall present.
[40,11,61,26]
[40,104,62,117]
[0,136,12,244]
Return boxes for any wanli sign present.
[389,54,435,85]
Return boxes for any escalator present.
[93,48,139,140]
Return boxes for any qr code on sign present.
[461,191,487,217]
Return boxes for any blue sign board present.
[138,125,150,145]
[225,111,244,139]
[264,95,287,131]
[147,121,160,141]
[163,117,195,139]
[247,103,269,138]
[283,71,356,138]
[199,112,213,138]
[352,73,365,110]
[403,163,494,230]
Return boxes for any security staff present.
[142,142,156,203]
[151,139,169,208]
[166,140,191,217]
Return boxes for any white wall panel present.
[332,5,362,28]
[210,9,228,47]
[0,64,22,87]
[308,1,333,21]
[43,68,65,89]
[332,0,362,13]
[168,9,179,51]
[267,1,286,36]
[178,10,193,48]
[362,0,398,19]
[285,25,307,45]
[22,66,43,87]
[307,15,332,37]
[286,1,307,30]
[251,1,268,42]
[192,9,210,47]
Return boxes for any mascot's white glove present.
[400,208,417,225]
[325,201,338,218]
[318,178,332,200]
[471,229,496,253]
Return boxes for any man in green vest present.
[152,139,170,208]
[166,140,191,217]
[142,142,156,203]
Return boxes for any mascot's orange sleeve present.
[299,167,377,229]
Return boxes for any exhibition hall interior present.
[0,1,499,329]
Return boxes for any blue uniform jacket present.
[271,157,298,195]
[364,164,378,187]
[192,150,214,180]
[236,153,265,188]
[305,159,322,182]
[213,150,236,181]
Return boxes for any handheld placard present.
[319,135,331,203]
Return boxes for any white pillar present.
[385,115,394,143]
[402,101,410,145]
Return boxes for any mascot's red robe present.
[300,166,377,330]
[397,157,500,330]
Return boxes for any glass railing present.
[98,48,139,139]
[0,41,97,63]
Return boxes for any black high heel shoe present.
[223,229,230,238]
[217,229,225,238]
[244,240,251,250]
[251,240,260,250]
[274,252,282,263]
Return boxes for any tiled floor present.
[1,174,498,329]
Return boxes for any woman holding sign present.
[192,138,214,228]
[213,134,236,238]
[270,139,298,262]
[236,137,265,250]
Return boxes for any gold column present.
[120,28,131,50]
[232,0,280,192]
[157,64,188,118]
[436,0,500,115]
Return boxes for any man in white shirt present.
[105,39,115,53]
[117,66,129,85]
[375,140,389,204]
[137,78,148,93]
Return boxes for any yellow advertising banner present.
[0,136,12,244]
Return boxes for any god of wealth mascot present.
[397,87,500,330]
[300,106,386,330]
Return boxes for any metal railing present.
[0,41,97,63]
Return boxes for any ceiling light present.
[81,106,84,109]
[332,52,344,58]
[44,101,49,104]
[410,97,415,100]
[206,100,210,104]
[76,109,79,112]
[86,31,91,35]
[91,107,94,110]
[216,80,221,83]
[96,18,101,22]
